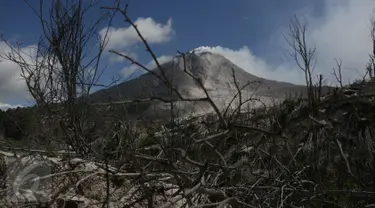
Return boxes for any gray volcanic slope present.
[89,52,307,119]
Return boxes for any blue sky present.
[0,0,374,108]
[0,0,323,56]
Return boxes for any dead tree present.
[333,58,344,88]
[285,15,317,110]
[0,0,115,156]
[366,17,375,80]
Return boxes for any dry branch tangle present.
[0,150,200,207]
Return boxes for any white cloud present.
[0,41,67,105]
[195,0,375,86]
[193,46,306,84]
[108,51,138,64]
[101,17,174,50]
[0,41,33,102]
[306,0,375,83]
[0,103,22,110]
[121,55,174,78]
[148,55,175,69]
[275,0,375,84]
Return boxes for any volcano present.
[89,51,308,119]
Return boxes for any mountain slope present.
[89,52,308,119]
